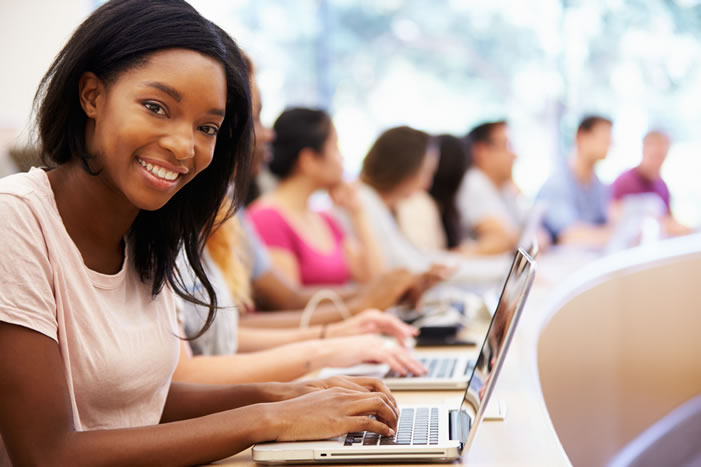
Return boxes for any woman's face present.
[250,79,275,176]
[81,48,227,211]
[391,146,439,200]
[307,124,344,189]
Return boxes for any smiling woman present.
[0,0,399,466]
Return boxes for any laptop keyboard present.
[386,357,474,379]
[343,407,440,446]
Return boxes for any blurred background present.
[1,0,700,224]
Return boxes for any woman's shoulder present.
[0,168,56,227]
[247,201,289,227]
[0,168,52,201]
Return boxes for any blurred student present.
[538,115,614,246]
[212,57,418,327]
[395,135,464,252]
[248,108,384,286]
[611,130,692,237]
[455,121,530,255]
[396,134,471,252]
[348,126,442,272]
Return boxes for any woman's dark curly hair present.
[33,0,253,337]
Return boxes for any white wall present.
[0,0,92,174]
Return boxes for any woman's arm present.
[239,309,418,351]
[267,248,302,284]
[331,183,386,281]
[173,331,426,385]
[0,322,398,467]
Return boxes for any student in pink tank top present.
[249,108,385,286]
[0,2,398,466]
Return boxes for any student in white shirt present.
[456,121,531,254]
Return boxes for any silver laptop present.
[318,351,476,390]
[252,248,536,464]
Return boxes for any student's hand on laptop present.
[326,309,418,345]
[300,376,396,406]
[270,386,398,441]
[323,335,427,377]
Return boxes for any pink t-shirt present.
[0,168,179,466]
[247,206,351,286]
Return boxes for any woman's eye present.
[200,125,219,136]
[144,102,166,116]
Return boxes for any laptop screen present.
[456,248,536,448]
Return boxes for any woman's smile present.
[135,155,191,191]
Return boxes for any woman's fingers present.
[347,416,395,437]
[391,348,428,376]
[378,346,427,376]
[370,314,419,341]
[342,377,396,407]
[348,393,399,429]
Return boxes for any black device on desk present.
[415,325,477,347]
[390,299,477,346]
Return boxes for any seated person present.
[611,130,692,237]
[228,57,436,329]
[348,126,441,272]
[0,4,399,464]
[396,134,467,252]
[426,134,472,251]
[248,108,384,286]
[538,115,615,247]
[456,121,530,255]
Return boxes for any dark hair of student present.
[428,134,471,249]
[269,107,332,179]
[360,126,431,193]
[464,120,507,156]
[576,115,613,135]
[33,0,253,337]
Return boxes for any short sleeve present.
[318,211,346,244]
[537,179,578,241]
[247,206,296,253]
[457,171,510,230]
[610,171,631,201]
[240,211,271,280]
[0,194,58,341]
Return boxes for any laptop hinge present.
[449,409,470,449]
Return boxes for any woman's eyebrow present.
[142,81,182,102]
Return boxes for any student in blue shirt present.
[538,116,615,246]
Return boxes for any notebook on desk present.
[252,248,536,464]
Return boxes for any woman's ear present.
[297,147,319,175]
[78,72,104,119]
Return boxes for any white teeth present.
[137,158,179,182]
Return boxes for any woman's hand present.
[270,386,399,441]
[326,309,418,344]
[350,268,416,312]
[329,181,362,215]
[283,376,397,406]
[321,335,427,376]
